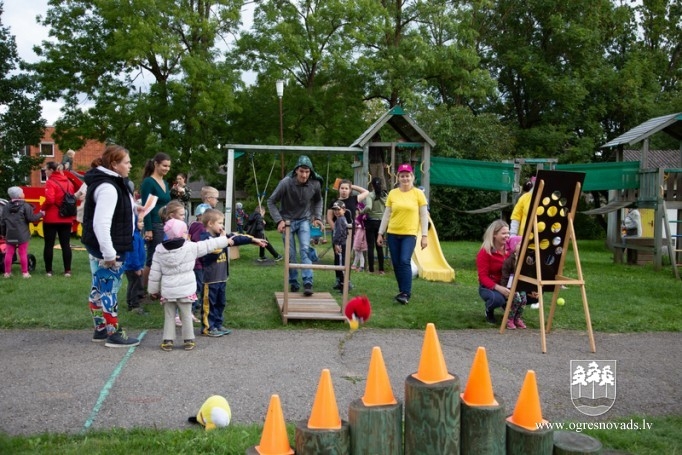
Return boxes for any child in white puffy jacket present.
[148,218,230,352]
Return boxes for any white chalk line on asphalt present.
[82,330,148,433]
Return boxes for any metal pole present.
[276,80,285,179]
[279,95,284,178]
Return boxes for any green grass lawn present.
[1,234,680,453]
[2,236,680,333]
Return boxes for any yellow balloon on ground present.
[349,318,359,331]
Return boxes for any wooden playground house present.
[225,106,439,323]
[588,112,682,278]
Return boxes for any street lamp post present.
[276,80,284,178]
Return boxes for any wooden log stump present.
[294,420,350,455]
[506,421,553,455]
[460,396,506,455]
[553,430,602,455]
[404,374,460,455]
[348,398,403,455]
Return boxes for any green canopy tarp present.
[430,157,514,192]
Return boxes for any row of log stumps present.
[247,323,605,455]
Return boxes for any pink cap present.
[397,163,413,173]
[506,235,522,252]
[164,218,188,240]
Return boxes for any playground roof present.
[601,112,682,148]
[350,106,436,148]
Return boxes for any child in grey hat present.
[1,187,43,278]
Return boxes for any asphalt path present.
[1,328,680,436]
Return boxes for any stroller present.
[0,198,37,274]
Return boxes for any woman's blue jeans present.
[387,234,416,295]
[478,285,506,312]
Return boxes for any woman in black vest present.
[81,145,141,348]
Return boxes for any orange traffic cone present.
[461,347,498,406]
[507,370,548,431]
[412,323,454,384]
[362,347,397,406]
[256,395,294,455]
[307,369,342,429]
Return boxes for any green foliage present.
[0,7,45,195]
[429,187,503,241]
[417,105,516,161]
[31,0,244,180]
[3,0,679,207]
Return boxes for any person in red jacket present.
[42,161,76,277]
[476,219,511,324]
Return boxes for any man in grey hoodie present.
[267,155,324,296]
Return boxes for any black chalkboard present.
[518,170,585,284]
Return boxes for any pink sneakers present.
[514,318,527,329]
[506,319,516,330]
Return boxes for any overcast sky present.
[3,0,255,126]
[4,0,63,124]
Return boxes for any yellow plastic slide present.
[412,216,455,282]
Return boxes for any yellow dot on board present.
[536,206,545,216]
[542,197,551,206]
[537,221,546,233]
[540,239,550,249]
[547,206,558,217]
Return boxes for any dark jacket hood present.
[288,155,324,183]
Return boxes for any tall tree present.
[478,0,615,162]
[0,3,45,194]
[234,0,369,147]
[30,0,244,180]
[412,0,497,110]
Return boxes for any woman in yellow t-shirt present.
[509,179,534,236]
[377,164,428,305]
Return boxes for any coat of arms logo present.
[570,360,616,416]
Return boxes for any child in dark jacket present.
[249,206,282,262]
[500,235,527,329]
[123,216,147,314]
[199,209,266,337]
[331,200,349,292]
[1,187,43,278]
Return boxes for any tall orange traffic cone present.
[362,347,397,406]
[307,369,342,429]
[507,370,548,431]
[412,323,454,384]
[461,347,498,406]
[255,395,294,455]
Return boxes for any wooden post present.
[404,375,460,454]
[295,420,350,455]
[506,422,553,455]
[460,397,506,455]
[553,430,602,455]
[348,399,403,455]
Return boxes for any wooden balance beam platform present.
[276,221,353,324]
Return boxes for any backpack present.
[55,181,77,218]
